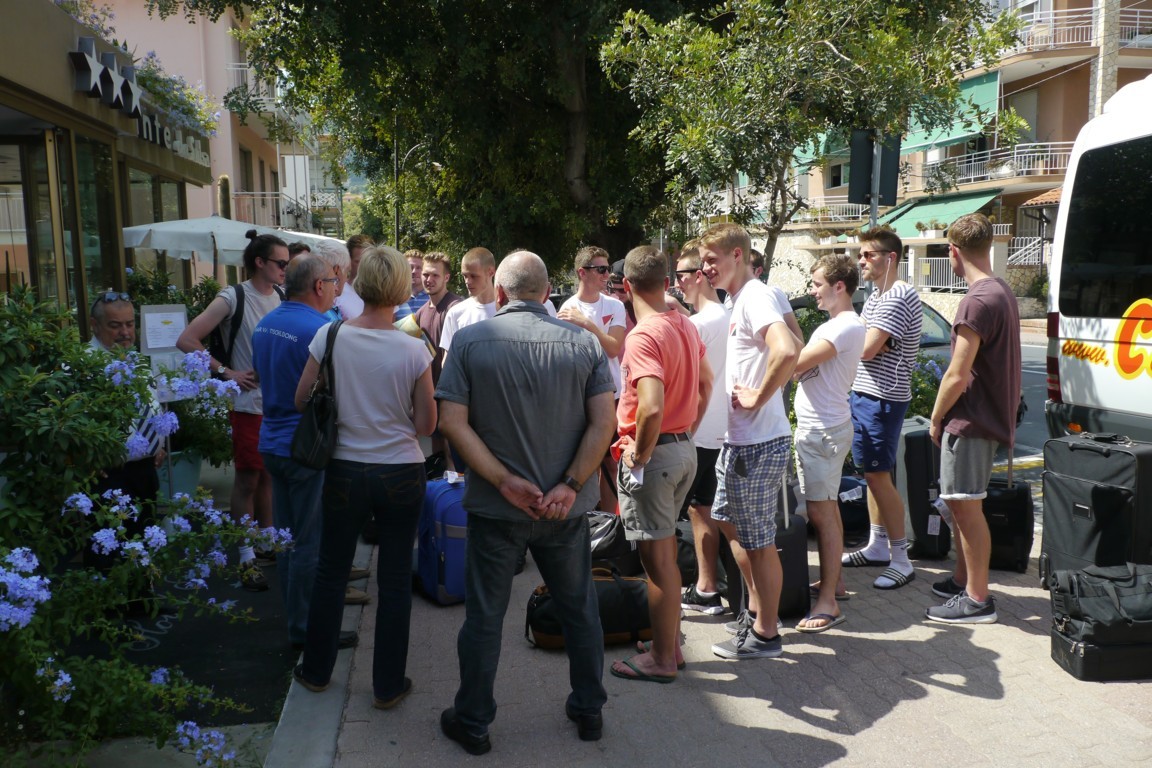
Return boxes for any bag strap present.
[607,567,647,643]
[223,282,246,368]
[309,320,343,400]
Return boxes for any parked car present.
[788,290,953,361]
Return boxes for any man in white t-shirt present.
[792,253,866,632]
[674,242,732,616]
[335,234,372,321]
[558,246,627,394]
[440,247,498,360]
[699,222,800,660]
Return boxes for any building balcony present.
[907,141,1073,193]
[1007,8,1096,55]
[233,191,318,231]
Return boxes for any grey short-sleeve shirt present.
[435,301,614,521]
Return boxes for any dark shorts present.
[230,411,266,471]
[850,391,908,473]
[688,447,721,507]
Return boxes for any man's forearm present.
[441,419,510,488]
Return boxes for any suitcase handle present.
[1069,441,1113,458]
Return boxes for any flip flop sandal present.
[842,551,891,568]
[609,657,676,684]
[636,640,687,670]
[873,567,916,590]
[796,613,847,634]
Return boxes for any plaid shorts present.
[711,436,791,550]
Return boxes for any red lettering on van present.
[1114,298,1152,379]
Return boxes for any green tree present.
[148,0,709,269]
[600,0,1019,258]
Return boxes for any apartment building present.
[740,0,1152,305]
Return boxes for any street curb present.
[263,538,372,768]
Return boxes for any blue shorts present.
[850,392,909,473]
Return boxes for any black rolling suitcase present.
[1050,628,1152,681]
[985,455,1035,573]
[775,479,811,619]
[1040,433,1152,583]
[903,428,951,559]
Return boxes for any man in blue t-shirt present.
[252,254,357,650]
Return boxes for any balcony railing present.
[226,63,282,107]
[1008,236,1046,266]
[791,196,870,223]
[233,192,316,230]
[920,141,1073,188]
[1008,9,1096,54]
[1120,10,1152,49]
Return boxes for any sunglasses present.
[859,251,892,260]
[584,265,611,275]
[674,269,698,278]
[89,291,131,316]
[264,257,291,269]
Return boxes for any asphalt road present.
[1016,342,1049,457]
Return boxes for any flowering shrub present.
[54,0,116,40]
[0,287,290,765]
[136,51,221,137]
[157,350,241,467]
[907,352,945,420]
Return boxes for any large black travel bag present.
[985,456,1035,573]
[525,567,651,649]
[1049,563,1152,646]
[903,428,951,559]
[1040,433,1152,583]
[776,481,811,619]
[1050,628,1152,682]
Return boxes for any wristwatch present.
[562,475,583,493]
[217,364,227,376]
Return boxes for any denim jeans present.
[454,513,606,735]
[262,453,325,645]
[300,459,425,700]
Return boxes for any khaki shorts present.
[618,440,696,541]
[795,420,854,502]
[939,432,998,500]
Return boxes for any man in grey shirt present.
[436,251,616,754]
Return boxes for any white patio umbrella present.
[123,215,336,266]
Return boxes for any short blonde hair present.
[355,245,411,308]
[624,245,667,292]
[697,222,751,259]
[949,213,993,253]
[574,245,610,271]
[423,251,452,270]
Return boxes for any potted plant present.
[914,221,929,235]
[815,229,835,244]
[845,228,861,244]
[925,219,947,238]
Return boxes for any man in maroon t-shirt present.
[926,213,1021,625]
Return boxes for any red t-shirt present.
[616,310,705,439]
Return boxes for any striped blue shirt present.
[852,282,922,403]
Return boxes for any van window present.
[1059,133,1152,319]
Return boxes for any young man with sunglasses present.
[178,232,289,591]
[842,228,923,591]
[558,246,628,395]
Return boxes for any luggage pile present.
[1042,433,1152,680]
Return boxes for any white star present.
[99,53,125,110]
[120,66,143,118]
[68,37,105,99]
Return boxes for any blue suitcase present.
[417,479,468,605]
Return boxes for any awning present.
[902,72,1000,154]
[877,190,1001,240]
[1021,187,1062,207]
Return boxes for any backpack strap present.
[222,282,246,368]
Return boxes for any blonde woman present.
[293,245,436,709]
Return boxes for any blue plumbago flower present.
[91,528,121,556]
[174,720,236,765]
[126,432,151,461]
[150,667,170,686]
[101,489,140,521]
[143,526,167,550]
[149,410,180,438]
[51,671,73,703]
[103,359,135,386]
[125,267,134,275]
[169,515,192,534]
[168,285,178,293]
[0,558,51,631]
[169,376,201,399]
[206,547,227,568]
[5,548,39,573]
[218,599,236,613]
[121,541,151,567]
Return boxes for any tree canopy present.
[600,0,1018,255]
[151,0,710,270]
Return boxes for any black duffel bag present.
[1050,563,1152,645]
[526,567,651,649]
[587,511,644,576]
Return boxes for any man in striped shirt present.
[842,228,923,591]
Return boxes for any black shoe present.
[291,630,358,652]
[293,664,328,693]
[241,567,270,592]
[254,550,277,567]
[565,703,603,742]
[440,707,491,755]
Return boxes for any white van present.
[1046,74,1152,440]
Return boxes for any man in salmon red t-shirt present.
[610,245,713,684]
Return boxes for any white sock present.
[862,525,889,557]
[888,538,913,571]
[695,588,718,597]
[238,544,255,563]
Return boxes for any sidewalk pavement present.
[267,458,1152,768]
